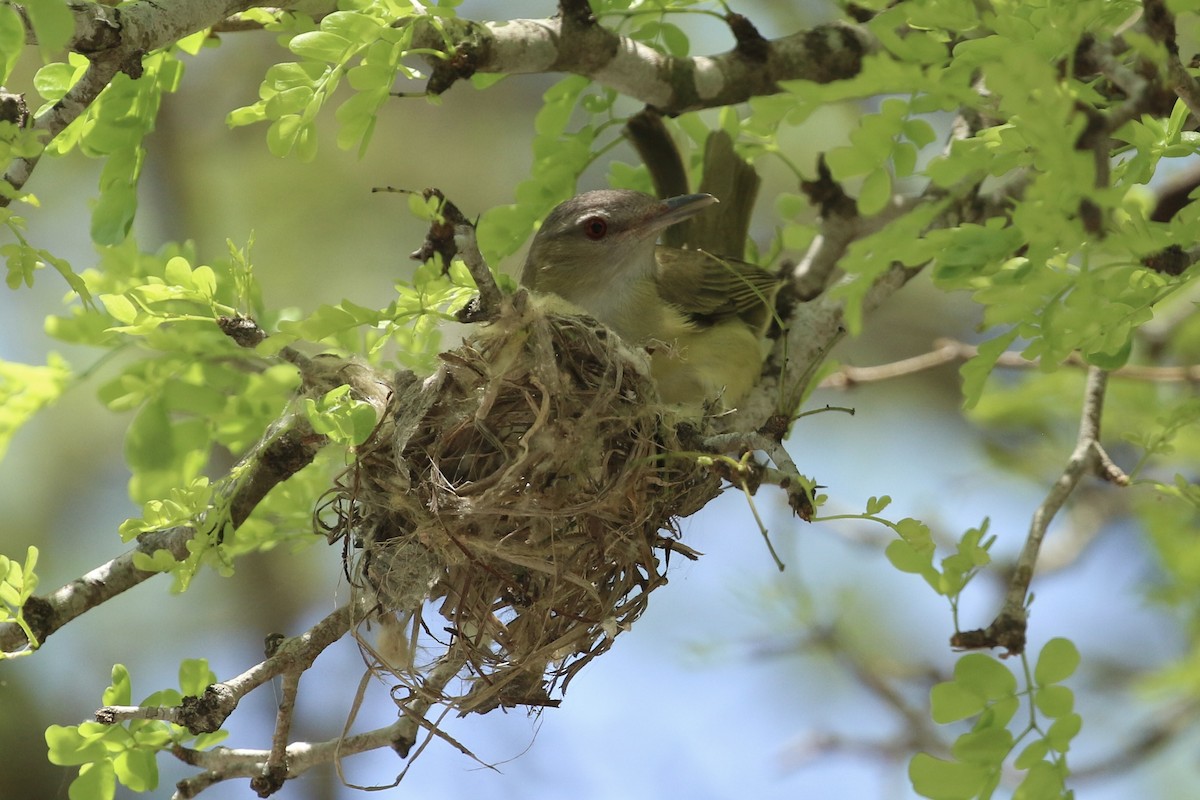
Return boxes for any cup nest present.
[326,295,722,714]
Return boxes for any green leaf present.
[950,726,1013,764]
[961,329,1020,409]
[265,85,314,117]
[1083,336,1132,370]
[131,549,179,573]
[893,141,918,177]
[320,9,385,44]
[114,748,158,792]
[904,117,938,148]
[1034,637,1080,685]
[0,356,73,463]
[25,0,75,55]
[1045,712,1082,752]
[267,114,304,157]
[909,753,988,800]
[886,538,933,574]
[179,658,217,696]
[1013,759,1064,800]
[1014,738,1051,770]
[303,385,379,445]
[289,31,353,62]
[46,725,109,766]
[91,180,138,246]
[930,680,985,723]
[826,145,871,179]
[1034,684,1074,718]
[866,495,892,514]
[103,664,132,706]
[954,653,1016,700]
[71,759,117,800]
[125,399,175,473]
[658,22,690,57]
[0,4,23,81]
[33,62,79,101]
[99,294,138,324]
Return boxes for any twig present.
[1143,0,1200,120]
[0,411,327,654]
[1,312,403,657]
[790,157,860,300]
[385,649,471,760]
[952,367,1128,655]
[250,667,298,796]
[453,223,503,321]
[3,57,120,199]
[379,186,502,322]
[819,342,964,388]
[95,606,352,733]
[819,339,1200,388]
[172,720,417,799]
[169,648,469,798]
[703,431,813,520]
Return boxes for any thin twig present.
[703,431,813,520]
[95,606,353,733]
[952,367,1128,655]
[454,224,503,321]
[250,668,299,796]
[0,411,328,654]
[1143,0,1200,120]
[170,648,468,799]
[819,339,1200,388]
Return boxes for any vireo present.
[520,189,779,409]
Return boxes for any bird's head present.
[522,190,717,298]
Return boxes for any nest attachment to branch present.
[328,293,721,714]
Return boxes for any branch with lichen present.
[408,12,869,115]
[5,0,265,201]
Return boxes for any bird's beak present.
[636,193,719,236]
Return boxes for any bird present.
[520,189,780,410]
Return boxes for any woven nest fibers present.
[330,295,722,714]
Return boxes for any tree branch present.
[6,0,265,202]
[1142,0,1200,120]
[953,367,1128,655]
[169,648,468,798]
[97,606,352,733]
[0,411,326,654]
[411,16,870,115]
[818,339,1200,388]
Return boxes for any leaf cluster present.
[46,662,226,799]
[914,639,1082,800]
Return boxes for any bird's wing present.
[653,246,780,333]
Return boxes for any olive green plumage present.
[521,189,779,410]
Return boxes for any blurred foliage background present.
[1,1,1197,799]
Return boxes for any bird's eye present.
[582,216,608,240]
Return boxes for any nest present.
[328,294,722,714]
